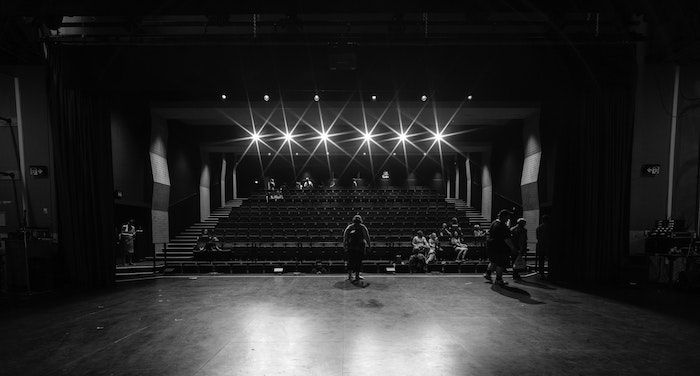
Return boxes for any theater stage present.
[2,275,699,376]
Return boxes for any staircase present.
[146,199,243,262]
[446,198,491,228]
[115,262,164,282]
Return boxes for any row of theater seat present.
[194,245,487,261]
[209,187,472,262]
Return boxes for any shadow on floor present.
[514,278,557,290]
[333,280,369,290]
[491,284,545,305]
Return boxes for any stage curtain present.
[548,83,635,285]
[49,48,115,288]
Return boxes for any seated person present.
[452,232,469,262]
[450,217,463,238]
[409,230,428,272]
[427,232,441,264]
[411,230,429,254]
[439,222,452,238]
[473,224,486,237]
[195,229,222,252]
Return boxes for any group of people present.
[342,211,551,284]
[407,217,484,272]
[483,210,551,286]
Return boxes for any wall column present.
[454,157,460,200]
[481,151,492,220]
[199,153,211,221]
[465,154,472,206]
[232,159,238,199]
[521,112,542,250]
[149,114,170,248]
[446,178,451,198]
[220,154,226,207]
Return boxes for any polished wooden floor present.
[1,275,699,376]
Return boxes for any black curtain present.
[49,47,115,288]
[547,47,636,285]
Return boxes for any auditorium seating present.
[196,187,489,263]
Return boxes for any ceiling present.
[154,100,538,155]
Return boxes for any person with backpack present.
[343,214,371,283]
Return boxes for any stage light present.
[326,151,329,155]
[398,133,408,143]
[371,95,377,101]
[420,95,427,102]
[251,132,261,142]
[423,152,427,155]
[320,132,329,142]
[254,180,259,184]
[392,152,397,156]
[433,131,444,142]
[267,152,271,156]
[363,132,373,142]
[284,132,293,143]
[264,94,270,102]
[363,152,367,156]
[295,152,299,156]
[467,94,473,100]
[221,94,227,100]
[313,94,320,102]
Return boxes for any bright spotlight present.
[221,94,227,100]
[320,132,329,142]
[264,94,270,102]
[251,132,260,142]
[313,94,320,102]
[363,132,373,142]
[295,152,299,156]
[371,95,377,101]
[420,95,427,102]
[398,133,408,142]
[433,131,444,142]
[267,152,271,156]
[467,94,473,100]
[362,152,367,156]
[284,132,293,142]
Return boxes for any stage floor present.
[2,275,699,376]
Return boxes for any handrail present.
[470,181,523,210]
[168,192,199,208]
[492,191,523,210]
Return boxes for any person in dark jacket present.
[484,210,513,286]
[343,215,371,283]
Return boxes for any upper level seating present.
[211,187,482,261]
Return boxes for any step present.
[116,271,157,278]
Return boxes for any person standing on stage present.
[120,219,137,265]
[484,210,513,286]
[343,215,370,283]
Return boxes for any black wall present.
[490,121,524,216]
[110,100,153,258]
[168,122,201,236]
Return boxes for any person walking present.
[510,218,528,281]
[484,210,513,286]
[343,215,371,283]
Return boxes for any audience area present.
[171,187,491,273]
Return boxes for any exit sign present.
[29,166,48,178]
[641,164,661,177]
